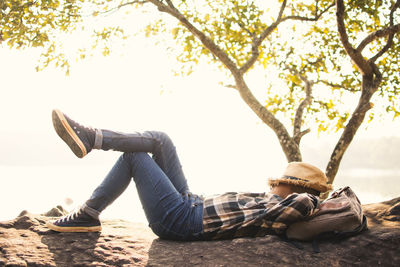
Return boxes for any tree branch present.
[223,84,238,90]
[147,1,304,162]
[326,1,399,184]
[286,66,313,145]
[294,129,311,144]
[369,0,400,62]
[356,24,400,54]
[148,0,238,73]
[239,0,288,74]
[370,62,383,89]
[316,79,362,93]
[325,96,374,183]
[233,74,302,162]
[94,1,149,16]
[336,0,373,76]
[325,83,377,185]
[363,2,396,88]
[239,1,335,75]
[316,80,347,89]
[237,21,255,38]
[165,0,174,7]
[281,1,335,22]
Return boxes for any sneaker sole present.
[46,221,102,232]
[52,109,87,158]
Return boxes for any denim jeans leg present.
[85,151,183,219]
[85,153,133,214]
[84,130,204,239]
[86,151,200,239]
[126,152,203,240]
[127,153,185,230]
[100,130,189,194]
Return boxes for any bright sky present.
[0,6,399,222]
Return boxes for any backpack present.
[285,186,368,251]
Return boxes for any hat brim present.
[268,177,333,193]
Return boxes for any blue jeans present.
[85,130,204,241]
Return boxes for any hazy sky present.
[1,35,398,168]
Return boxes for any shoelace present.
[64,113,90,129]
[72,122,94,135]
[59,208,82,223]
[66,114,95,137]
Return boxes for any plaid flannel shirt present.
[202,192,319,240]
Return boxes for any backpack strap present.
[279,235,304,250]
[330,214,368,239]
[312,239,321,253]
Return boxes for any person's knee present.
[121,152,151,173]
[121,152,142,164]
[149,131,173,145]
[122,151,148,161]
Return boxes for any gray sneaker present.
[52,109,95,158]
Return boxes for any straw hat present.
[268,162,332,193]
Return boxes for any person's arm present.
[264,193,319,225]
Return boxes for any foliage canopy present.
[1,0,400,183]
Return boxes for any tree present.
[1,0,399,187]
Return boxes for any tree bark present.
[325,77,376,183]
[287,67,313,145]
[325,0,397,186]
[233,74,302,162]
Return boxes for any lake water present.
[1,164,399,224]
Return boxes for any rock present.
[384,202,400,221]
[42,206,68,217]
[17,210,28,217]
[0,198,399,267]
